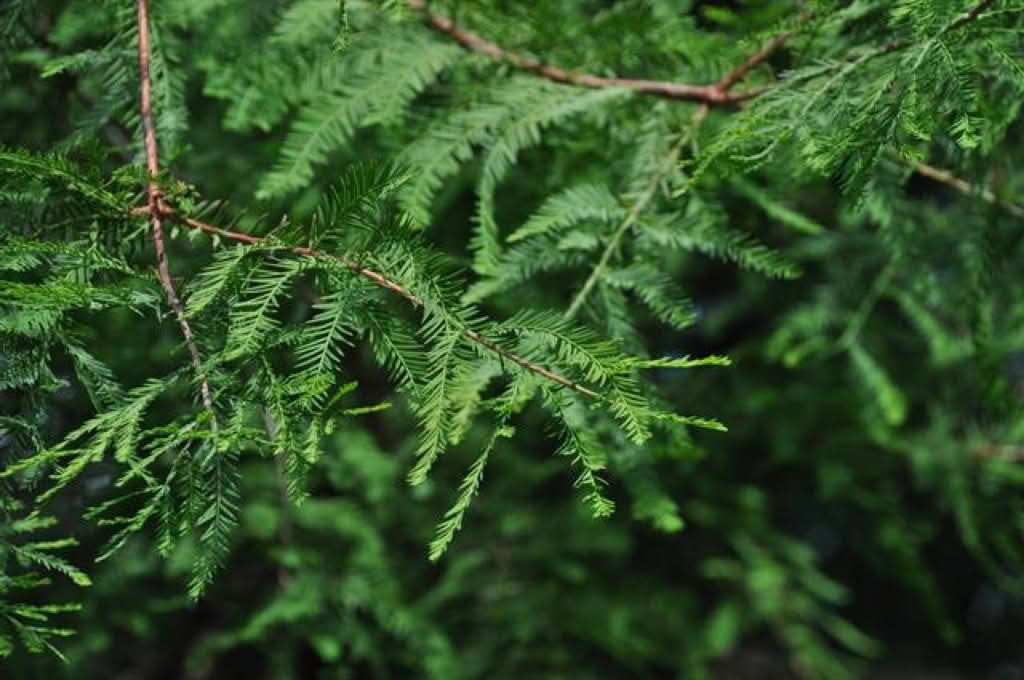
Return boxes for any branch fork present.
[136,0,215,420]
[408,0,994,107]
[408,0,797,105]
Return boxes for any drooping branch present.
[146,206,602,400]
[135,0,216,419]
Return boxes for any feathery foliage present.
[3,0,1024,677]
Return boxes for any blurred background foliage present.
[2,0,1024,678]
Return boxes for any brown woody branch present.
[969,443,1024,462]
[715,18,813,93]
[912,161,1024,219]
[147,205,602,400]
[136,0,216,420]
[949,0,997,33]
[407,0,771,105]
[409,0,994,106]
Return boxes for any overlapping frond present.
[256,31,462,199]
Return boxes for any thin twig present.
[970,443,1024,462]
[912,161,1024,219]
[148,206,602,400]
[136,0,216,421]
[949,0,997,33]
[407,0,762,105]
[409,0,993,107]
[715,13,815,92]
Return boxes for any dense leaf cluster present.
[1,0,1023,678]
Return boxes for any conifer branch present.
[407,0,765,105]
[409,0,993,106]
[135,0,216,421]
[148,206,602,400]
[912,161,1024,219]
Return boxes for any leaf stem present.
[838,261,896,350]
[564,106,706,321]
